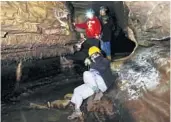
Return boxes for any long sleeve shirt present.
[75,16,102,39]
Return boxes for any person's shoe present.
[107,56,112,61]
[67,109,82,120]
[94,91,103,101]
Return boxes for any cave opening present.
[67,1,136,60]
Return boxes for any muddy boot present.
[67,109,82,120]
[94,91,103,101]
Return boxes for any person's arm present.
[75,22,87,29]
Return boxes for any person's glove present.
[84,58,91,66]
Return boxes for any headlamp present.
[86,9,94,19]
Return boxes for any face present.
[90,53,100,62]
[100,10,106,16]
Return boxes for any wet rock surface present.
[118,41,170,100]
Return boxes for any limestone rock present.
[125,1,170,42]
[1,1,68,32]
[1,1,77,62]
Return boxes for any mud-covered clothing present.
[90,55,114,88]
[75,16,102,39]
[99,15,115,42]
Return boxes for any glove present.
[84,58,91,66]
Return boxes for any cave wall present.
[1,1,77,99]
[1,1,76,63]
[124,1,170,44]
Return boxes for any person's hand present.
[84,58,91,66]
[73,22,76,26]
[95,35,100,39]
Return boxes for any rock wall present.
[124,1,170,45]
[1,1,76,63]
[1,1,77,99]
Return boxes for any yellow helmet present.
[88,46,101,56]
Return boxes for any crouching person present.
[68,46,114,120]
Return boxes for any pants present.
[100,41,111,57]
[71,70,107,109]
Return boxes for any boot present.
[67,109,82,120]
[94,91,103,101]
[107,56,112,61]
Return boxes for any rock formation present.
[124,1,170,45]
[1,1,76,63]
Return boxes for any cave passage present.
[2,2,136,122]
[68,1,136,59]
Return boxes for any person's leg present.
[104,41,111,60]
[92,71,108,101]
[100,40,108,57]
[94,73,107,93]
[83,71,97,88]
[68,84,94,119]
[100,40,105,52]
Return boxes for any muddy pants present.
[71,70,107,109]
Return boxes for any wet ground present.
[1,65,134,122]
[2,71,82,122]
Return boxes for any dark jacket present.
[99,15,115,41]
[68,38,100,61]
[90,55,114,88]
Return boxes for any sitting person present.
[68,46,115,120]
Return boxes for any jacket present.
[68,38,100,61]
[90,55,114,88]
[75,16,102,39]
[99,15,115,41]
